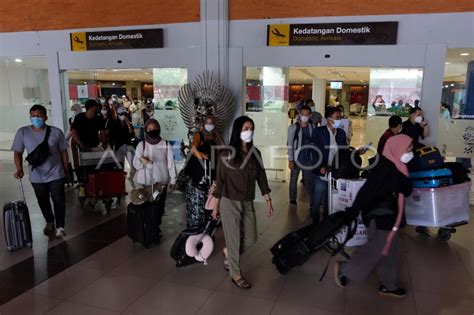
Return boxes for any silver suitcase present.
[3,180,33,251]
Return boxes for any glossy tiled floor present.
[0,165,473,314]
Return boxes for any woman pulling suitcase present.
[133,119,177,238]
[334,134,414,297]
[211,116,274,289]
[185,115,224,227]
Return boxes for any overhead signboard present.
[70,28,163,51]
[267,22,398,46]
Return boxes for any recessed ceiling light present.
[444,85,449,88]
[14,58,22,63]
[460,53,470,56]
[134,78,138,81]
[83,81,87,84]
[112,69,119,72]
[445,62,451,65]
[450,83,455,87]
[112,82,116,86]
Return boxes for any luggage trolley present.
[77,148,127,214]
[405,182,470,241]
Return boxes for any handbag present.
[25,126,51,169]
[204,181,219,211]
[176,168,191,193]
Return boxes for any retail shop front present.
[230,16,474,181]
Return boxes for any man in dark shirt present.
[401,107,429,148]
[377,115,402,155]
[71,99,105,151]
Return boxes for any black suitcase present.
[270,225,313,275]
[170,219,220,267]
[127,201,161,247]
[3,180,33,252]
[441,162,471,184]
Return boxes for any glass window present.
[245,67,290,181]
[439,48,474,159]
[63,68,188,143]
[0,56,50,155]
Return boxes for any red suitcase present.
[87,170,127,198]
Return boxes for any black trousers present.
[31,178,66,228]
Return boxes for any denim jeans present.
[289,164,314,205]
[31,178,66,228]
[310,175,328,223]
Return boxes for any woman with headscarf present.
[211,116,273,289]
[133,119,177,235]
[334,134,414,298]
[185,115,225,227]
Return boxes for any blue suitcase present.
[409,168,453,188]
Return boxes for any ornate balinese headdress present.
[178,71,234,140]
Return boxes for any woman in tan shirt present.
[212,116,273,289]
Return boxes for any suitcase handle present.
[18,179,26,203]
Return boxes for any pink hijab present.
[381,134,413,256]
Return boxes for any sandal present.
[231,276,252,289]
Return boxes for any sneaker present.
[378,285,407,298]
[289,200,297,206]
[43,223,55,235]
[334,261,348,288]
[55,228,66,238]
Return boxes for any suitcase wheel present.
[7,246,14,252]
[437,228,452,241]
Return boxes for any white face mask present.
[101,109,108,116]
[414,116,423,124]
[400,152,414,164]
[240,130,253,143]
[100,98,106,105]
[300,116,310,123]
[204,124,215,132]
[108,99,114,105]
[119,115,126,121]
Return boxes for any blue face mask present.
[332,119,342,129]
[31,117,45,128]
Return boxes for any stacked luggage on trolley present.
[77,148,127,215]
[405,146,471,240]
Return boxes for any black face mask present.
[147,130,161,139]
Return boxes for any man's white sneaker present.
[55,228,66,238]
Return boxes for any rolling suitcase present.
[127,200,161,247]
[409,146,444,171]
[409,168,453,188]
[87,170,126,198]
[170,219,220,267]
[3,180,33,252]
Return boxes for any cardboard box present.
[336,179,366,207]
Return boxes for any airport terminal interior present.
[0,1,473,314]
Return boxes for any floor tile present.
[271,301,342,315]
[123,281,212,315]
[32,264,105,299]
[414,291,474,315]
[0,291,61,315]
[46,301,120,315]
[67,272,157,311]
[196,292,275,315]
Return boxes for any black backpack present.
[332,147,362,179]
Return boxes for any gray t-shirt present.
[11,126,68,183]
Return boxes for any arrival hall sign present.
[267,22,398,46]
[70,29,163,51]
